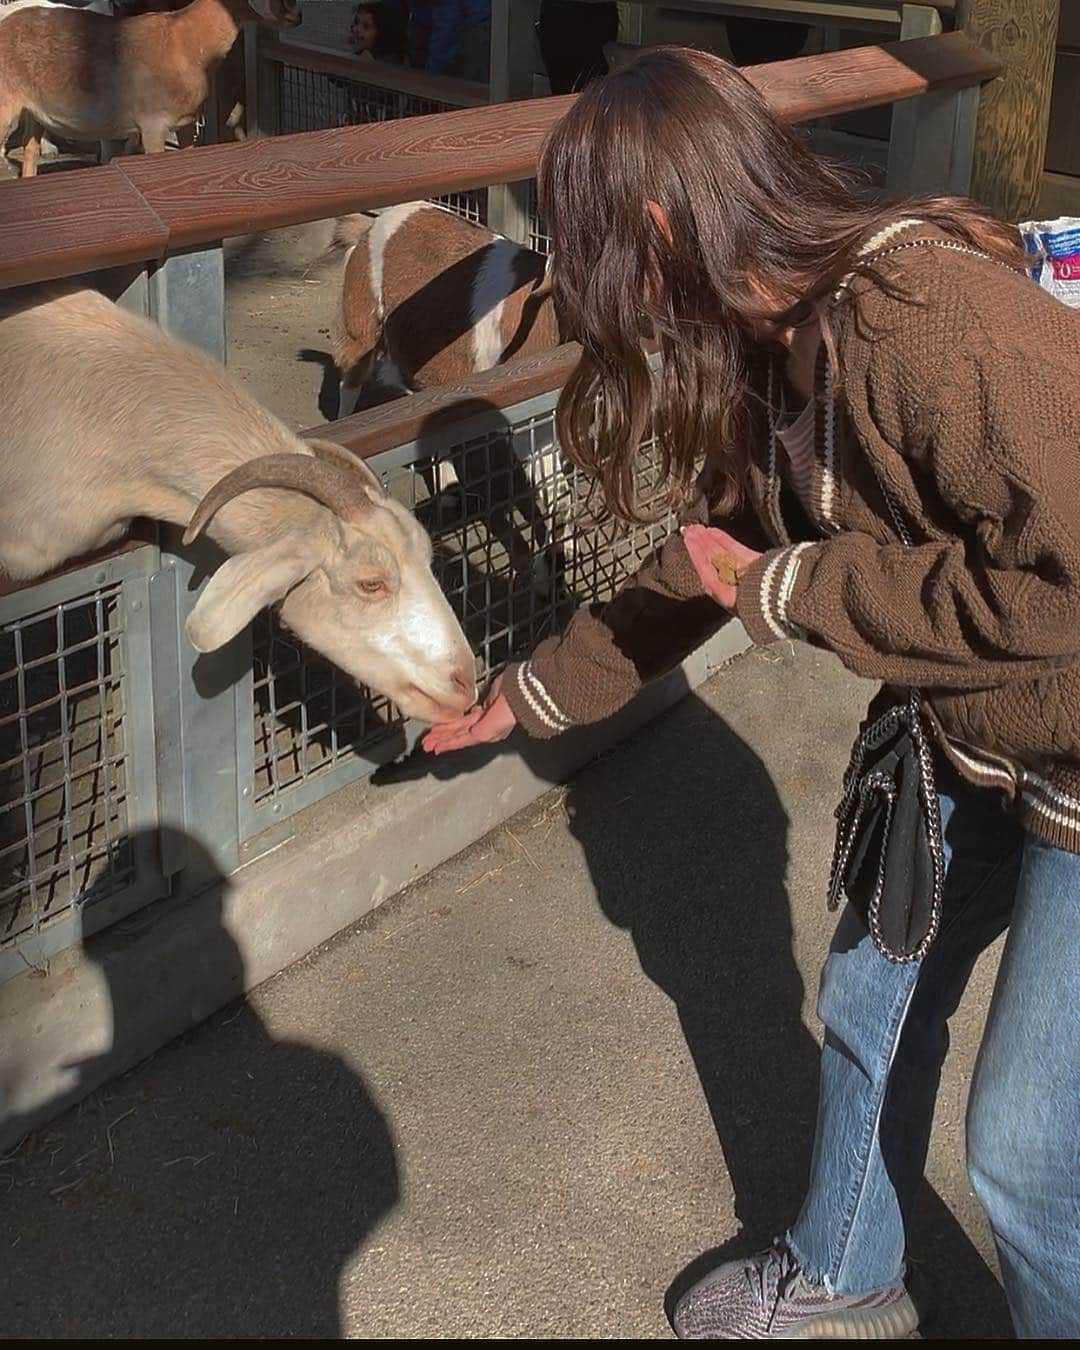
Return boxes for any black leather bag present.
[821,235,1015,962]
[827,690,946,962]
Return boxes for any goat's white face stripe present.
[370,201,431,322]
[368,590,458,665]
[471,239,519,371]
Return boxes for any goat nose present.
[451,663,475,699]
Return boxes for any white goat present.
[0,288,476,724]
[331,204,576,595]
[0,0,297,176]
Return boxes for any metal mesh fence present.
[0,585,133,949]
[275,63,487,225]
[252,613,397,803]
[527,179,551,256]
[249,401,672,815]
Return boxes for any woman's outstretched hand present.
[422,675,517,755]
[681,524,763,609]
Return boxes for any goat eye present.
[357,577,387,597]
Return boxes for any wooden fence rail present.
[258,35,490,108]
[0,31,998,291]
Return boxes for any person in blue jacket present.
[426,0,491,81]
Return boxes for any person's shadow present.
[1,828,399,1339]
[563,699,820,1238]
[376,685,1012,1337]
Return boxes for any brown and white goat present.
[0,0,298,177]
[0,287,476,724]
[331,204,575,593]
[333,202,561,416]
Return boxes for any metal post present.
[243,20,264,137]
[886,5,978,197]
[487,0,538,244]
[203,72,223,145]
[618,1,644,46]
[146,245,227,364]
[150,531,248,889]
[143,248,239,885]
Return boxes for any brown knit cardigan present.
[502,222,1080,854]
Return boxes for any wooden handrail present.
[671,0,955,17]
[0,32,999,290]
[261,36,490,108]
[309,345,581,459]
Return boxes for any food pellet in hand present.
[711,552,745,586]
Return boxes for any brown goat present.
[0,0,298,176]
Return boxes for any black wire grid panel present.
[248,401,672,823]
[276,64,488,226]
[0,586,133,950]
[527,179,552,257]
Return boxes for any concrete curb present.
[0,625,750,1151]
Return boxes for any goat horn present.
[306,438,385,495]
[183,452,373,546]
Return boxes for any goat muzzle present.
[183,451,375,545]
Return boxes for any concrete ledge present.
[0,624,750,1151]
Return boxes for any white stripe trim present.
[857,218,925,259]
[522,663,573,729]
[1022,770,1080,816]
[774,542,813,634]
[516,663,572,732]
[832,218,926,299]
[1021,789,1080,833]
[942,738,1018,790]
[515,665,563,732]
[757,550,789,640]
[939,740,1080,830]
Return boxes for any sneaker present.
[672,1239,919,1339]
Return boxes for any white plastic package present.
[1017,217,1080,308]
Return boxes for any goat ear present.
[185,534,323,653]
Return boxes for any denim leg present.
[966,835,1080,1337]
[789,772,1024,1294]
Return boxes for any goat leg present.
[19,120,41,177]
[138,120,169,156]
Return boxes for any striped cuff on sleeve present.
[735,543,815,646]
[502,659,575,739]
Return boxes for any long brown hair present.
[539,46,1025,522]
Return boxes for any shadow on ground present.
[374,684,1013,1338]
[1,833,398,1339]
[1,688,1012,1337]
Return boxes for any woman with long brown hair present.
[425,47,1080,1339]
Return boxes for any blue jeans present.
[787,766,1080,1338]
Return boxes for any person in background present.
[537,0,619,95]
[427,0,491,82]
[349,1,410,62]
[407,0,432,68]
